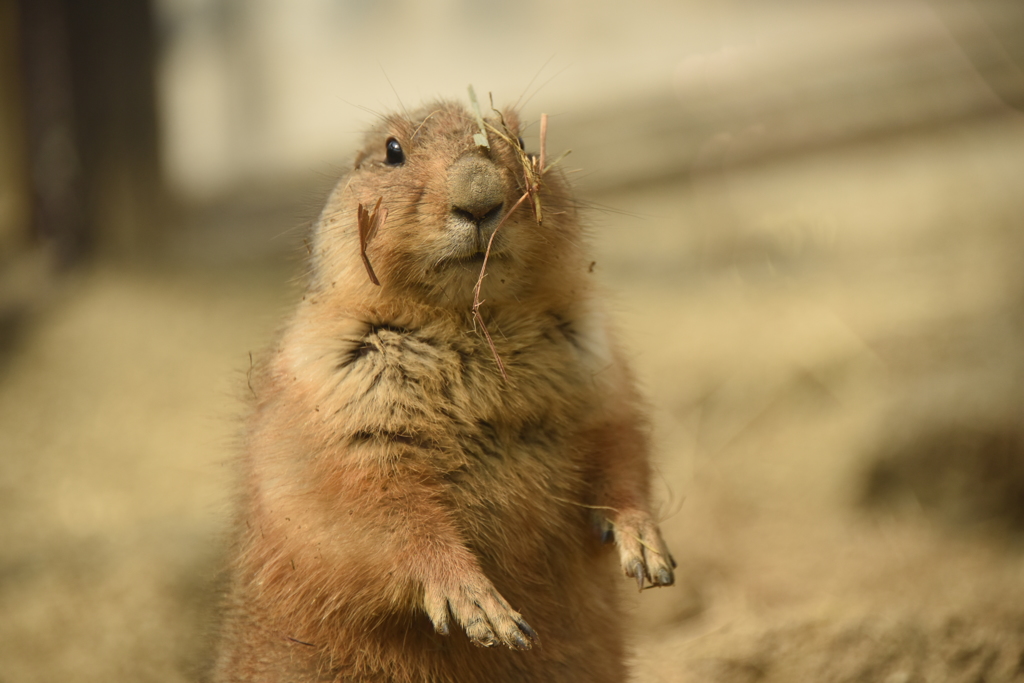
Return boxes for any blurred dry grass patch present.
[0,263,296,681]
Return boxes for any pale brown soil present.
[3,114,1024,682]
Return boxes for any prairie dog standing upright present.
[214,99,674,682]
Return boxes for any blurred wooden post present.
[17,0,84,264]
[18,0,163,264]
[0,0,31,264]
[66,0,164,258]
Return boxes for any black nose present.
[452,202,504,227]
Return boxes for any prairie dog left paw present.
[609,510,675,590]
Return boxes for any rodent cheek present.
[385,222,449,273]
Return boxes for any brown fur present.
[213,100,674,682]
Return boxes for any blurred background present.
[2,0,1024,680]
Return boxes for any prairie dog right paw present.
[610,509,675,590]
[423,578,537,650]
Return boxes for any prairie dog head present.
[310,101,587,311]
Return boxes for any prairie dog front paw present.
[609,510,675,590]
[423,576,537,650]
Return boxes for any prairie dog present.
[214,99,674,682]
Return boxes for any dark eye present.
[385,137,404,165]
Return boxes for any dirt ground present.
[3,113,1024,682]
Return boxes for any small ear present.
[501,108,522,133]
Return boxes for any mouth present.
[435,246,508,270]
[458,252,488,265]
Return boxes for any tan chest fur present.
[265,301,606,562]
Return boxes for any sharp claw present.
[657,568,674,586]
[517,619,538,642]
[601,528,614,544]
[468,619,496,648]
[670,553,678,569]
[432,602,450,635]
[509,630,532,650]
[632,560,645,591]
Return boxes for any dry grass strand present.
[357,197,387,286]
[467,92,570,381]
